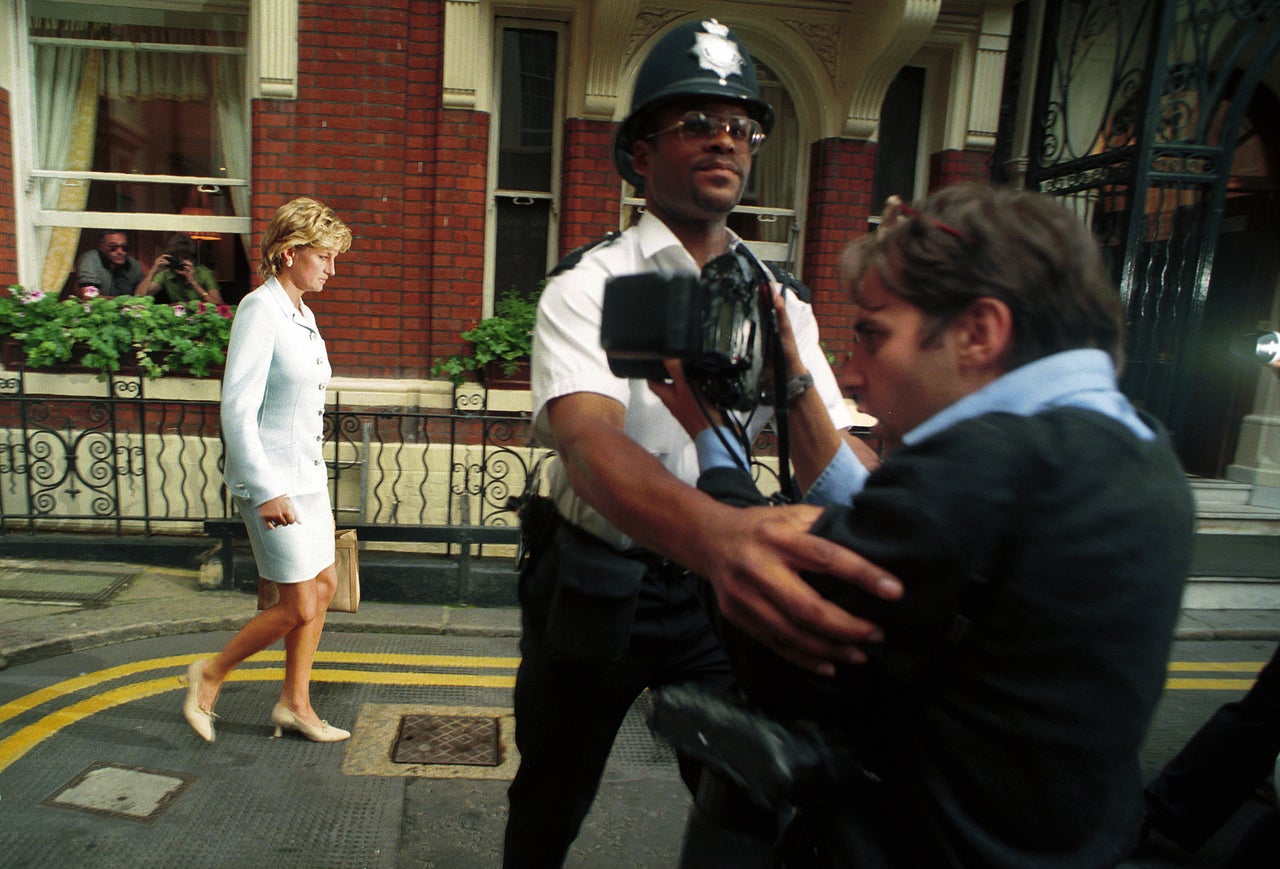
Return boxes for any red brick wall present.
[428,108,490,366]
[0,87,16,287]
[560,118,621,256]
[250,0,459,378]
[929,148,993,190]
[800,138,878,351]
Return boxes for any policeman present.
[502,18,894,868]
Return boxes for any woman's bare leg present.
[194,573,325,713]
[278,564,337,725]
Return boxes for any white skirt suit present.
[220,278,335,583]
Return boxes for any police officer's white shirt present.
[531,211,852,550]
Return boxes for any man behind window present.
[76,229,153,297]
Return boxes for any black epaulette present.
[771,266,812,303]
[547,231,622,277]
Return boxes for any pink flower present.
[19,287,45,303]
[173,305,188,317]
[216,304,232,318]
[81,286,100,299]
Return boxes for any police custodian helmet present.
[614,18,776,187]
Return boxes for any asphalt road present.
[0,632,1272,868]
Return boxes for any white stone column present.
[253,0,299,100]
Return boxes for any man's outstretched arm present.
[548,391,902,675]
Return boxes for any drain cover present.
[392,714,500,766]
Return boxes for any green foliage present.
[431,292,539,386]
[1,284,234,379]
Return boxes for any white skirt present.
[236,491,336,583]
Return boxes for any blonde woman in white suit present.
[182,197,352,744]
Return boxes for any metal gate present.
[1027,0,1280,472]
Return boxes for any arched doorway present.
[1180,94,1280,476]
[1026,1,1280,477]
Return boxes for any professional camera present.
[600,248,773,411]
[1229,331,1280,365]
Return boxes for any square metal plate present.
[392,713,500,766]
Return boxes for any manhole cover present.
[42,762,196,824]
[392,714,500,766]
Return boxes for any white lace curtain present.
[32,22,246,292]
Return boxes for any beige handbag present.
[257,528,360,613]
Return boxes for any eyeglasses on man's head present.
[646,111,766,154]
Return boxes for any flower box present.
[0,284,233,380]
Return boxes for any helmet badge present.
[692,19,743,84]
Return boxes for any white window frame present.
[483,17,566,317]
[10,0,252,292]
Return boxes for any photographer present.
[136,233,224,305]
[651,185,1196,866]
[503,18,893,868]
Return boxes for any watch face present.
[786,372,813,402]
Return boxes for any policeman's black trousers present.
[501,537,732,869]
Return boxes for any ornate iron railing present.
[1027,0,1280,473]
[0,367,796,543]
[0,369,541,549]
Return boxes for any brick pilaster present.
[801,138,878,350]
[560,118,622,256]
[0,88,16,286]
[928,149,994,190]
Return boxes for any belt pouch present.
[547,532,646,664]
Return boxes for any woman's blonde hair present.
[259,197,353,279]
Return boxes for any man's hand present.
[647,359,720,437]
[690,501,902,676]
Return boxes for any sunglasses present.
[646,111,766,154]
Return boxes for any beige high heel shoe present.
[270,702,350,743]
[180,660,217,743]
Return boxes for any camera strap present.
[765,298,796,502]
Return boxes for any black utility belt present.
[556,520,687,580]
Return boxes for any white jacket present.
[220,278,331,506]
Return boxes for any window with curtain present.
[735,58,800,271]
[489,21,562,310]
[24,1,250,300]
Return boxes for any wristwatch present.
[785,371,814,404]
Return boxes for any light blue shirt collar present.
[902,348,1153,446]
[695,348,1153,509]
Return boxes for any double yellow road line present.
[0,654,1264,776]
[1164,660,1264,691]
[0,650,518,774]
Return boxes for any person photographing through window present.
[137,233,224,305]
